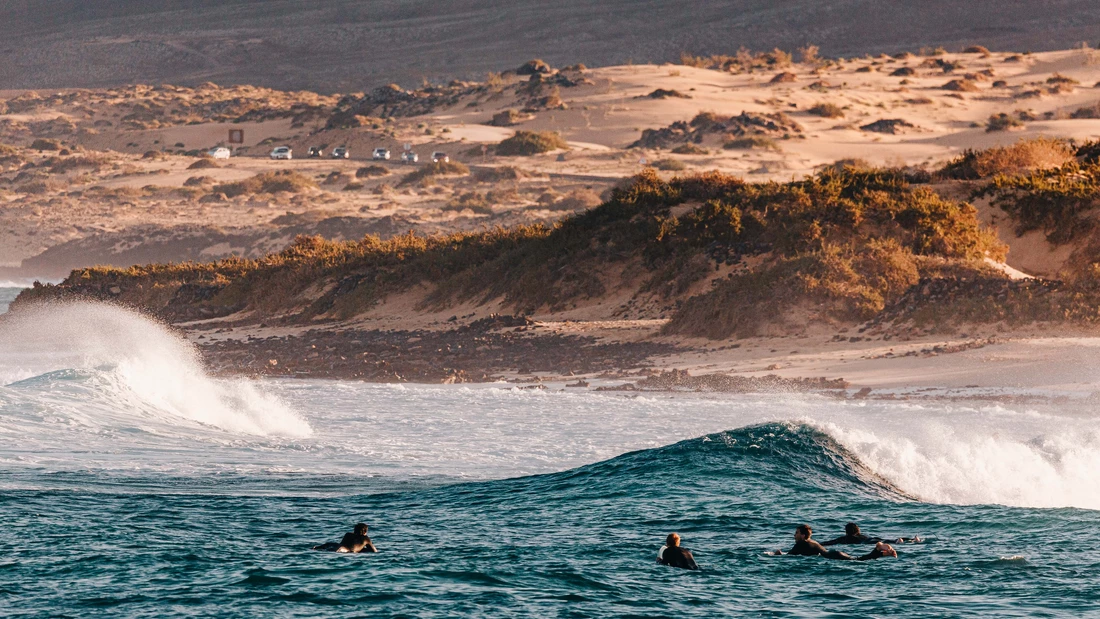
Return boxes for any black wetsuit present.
[658,545,700,570]
[786,539,886,561]
[821,534,883,546]
[313,533,373,552]
[786,539,830,556]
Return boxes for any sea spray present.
[829,419,1100,509]
[0,301,310,437]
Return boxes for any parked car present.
[431,151,449,163]
[208,147,231,160]
[308,146,324,158]
[372,148,391,160]
[270,146,293,160]
[401,151,419,164]
[331,146,350,159]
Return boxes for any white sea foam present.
[1,308,1098,509]
[0,301,310,437]
[828,411,1100,509]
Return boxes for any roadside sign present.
[404,143,412,151]
[228,129,244,144]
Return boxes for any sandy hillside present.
[15,47,1100,388]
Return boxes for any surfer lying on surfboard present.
[821,522,921,546]
[769,524,897,560]
[312,523,378,553]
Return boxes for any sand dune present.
[3,1,1100,91]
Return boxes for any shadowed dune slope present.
[3,1,1100,92]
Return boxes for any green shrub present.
[976,161,1100,244]
[938,138,1074,179]
[30,166,1005,336]
[664,241,921,338]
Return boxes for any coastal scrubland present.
[10,45,1100,382]
[24,139,1100,343]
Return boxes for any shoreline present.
[192,316,1100,398]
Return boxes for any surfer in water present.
[312,523,378,553]
[821,522,920,546]
[657,533,699,570]
[771,524,896,561]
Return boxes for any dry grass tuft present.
[355,165,390,178]
[670,143,709,155]
[187,158,219,170]
[398,160,471,186]
[807,102,845,118]
[943,79,980,92]
[212,171,318,198]
[30,138,62,151]
[723,136,779,150]
[986,113,1024,132]
[496,130,569,156]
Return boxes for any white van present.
[208,147,231,160]
[270,146,293,160]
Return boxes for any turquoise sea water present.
[2,302,1100,617]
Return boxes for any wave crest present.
[0,301,310,437]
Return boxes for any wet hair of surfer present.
[846,522,860,537]
[657,532,699,570]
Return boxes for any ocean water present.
[2,302,1100,617]
[0,284,22,314]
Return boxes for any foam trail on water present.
[0,301,311,437]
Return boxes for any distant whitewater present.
[2,300,1099,616]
